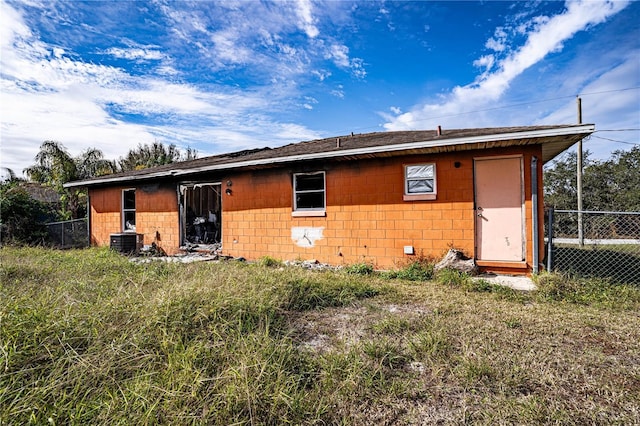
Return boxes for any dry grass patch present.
[1,247,639,425]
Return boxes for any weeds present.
[383,257,435,281]
[343,262,374,275]
[282,276,379,311]
[535,271,640,309]
[256,255,283,267]
[1,247,639,425]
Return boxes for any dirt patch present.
[290,301,431,353]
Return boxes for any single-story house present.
[65,124,594,274]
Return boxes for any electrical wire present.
[340,86,640,135]
[591,135,639,146]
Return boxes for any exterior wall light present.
[225,188,233,195]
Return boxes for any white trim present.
[66,125,595,188]
[473,156,525,262]
[403,194,437,201]
[291,210,326,217]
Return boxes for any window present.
[404,163,437,201]
[293,172,326,216]
[122,189,136,231]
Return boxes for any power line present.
[579,86,640,97]
[591,135,639,146]
[339,86,640,135]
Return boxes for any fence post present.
[532,156,539,274]
[547,207,554,272]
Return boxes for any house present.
[65,124,594,274]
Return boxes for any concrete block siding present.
[90,185,180,254]
[88,145,543,271]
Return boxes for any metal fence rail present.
[546,209,640,285]
[45,218,89,249]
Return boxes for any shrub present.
[344,262,374,275]
[0,183,56,245]
[383,258,435,281]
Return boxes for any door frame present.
[473,155,526,263]
[178,182,222,246]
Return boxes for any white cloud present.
[384,0,631,131]
[328,43,350,68]
[312,69,331,81]
[104,47,164,61]
[473,55,495,70]
[485,27,508,52]
[302,96,318,110]
[0,1,331,173]
[325,43,366,78]
[331,85,345,99]
[295,0,319,38]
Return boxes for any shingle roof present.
[65,124,594,188]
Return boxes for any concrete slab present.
[474,273,537,291]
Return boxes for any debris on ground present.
[284,259,341,271]
[434,248,478,275]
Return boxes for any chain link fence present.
[45,218,89,249]
[546,209,640,285]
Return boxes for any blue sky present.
[1,0,638,176]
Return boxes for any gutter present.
[65,124,595,188]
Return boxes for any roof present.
[66,124,594,188]
[22,182,61,203]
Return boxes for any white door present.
[474,157,525,262]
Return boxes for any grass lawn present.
[1,247,639,425]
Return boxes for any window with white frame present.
[404,163,436,200]
[122,189,136,231]
[293,172,325,214]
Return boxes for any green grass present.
[2,247,640,424]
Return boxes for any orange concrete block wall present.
[89,184,180,254]
[87,144,544,271]
[221,146,544,270]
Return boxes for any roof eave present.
[65,124,594,188]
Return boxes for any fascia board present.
[65,124,594,188]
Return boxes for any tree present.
[24,141,114,219]
[544,146,640,212]
[0,176,54,245]
[118,142,197,171]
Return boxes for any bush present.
[0,183,56,245]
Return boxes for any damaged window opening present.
[293,172,325,211]
[122,189,136,232]
[181,183,222,246]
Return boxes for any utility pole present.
[577,97,584,246]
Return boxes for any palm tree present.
[1,168,26,183]
[118,142,197,171]
[24,141,114,219]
